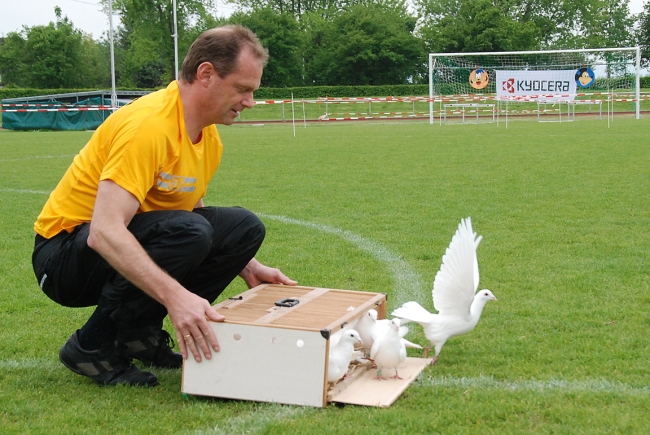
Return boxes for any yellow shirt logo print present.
[156,172,197,193]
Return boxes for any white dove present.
[370,318,407,380]
[391,217,497,365]
[355,309,421,357]
[327,329,363,383]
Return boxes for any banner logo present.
[496,70,577,101]
[502,78,515,93]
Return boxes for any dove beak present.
[492,296,498,301]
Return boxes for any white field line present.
[190,404,311,435]
[0,154,76,162]
[2,359,648,397]
[259,213,426,307]
[417,375,650,396]
[0,188,51,195]
[0,358,61,370]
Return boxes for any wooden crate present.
[181,284,431,407]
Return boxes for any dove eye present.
[484,292,489,296]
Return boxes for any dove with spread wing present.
[391,217,497,365]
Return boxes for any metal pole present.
[429,55,434,124]
[292,93,296,137]
[634,47,641,119]
[109,0,117,109]
[173,0,179,80]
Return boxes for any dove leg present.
[373,371,388,380]
[390,369,403,380]
[422,344,432,359]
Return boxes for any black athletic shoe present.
[117,327,182,369]
[59,330,159,387]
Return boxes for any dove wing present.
[369,332,383,359]
[432,217,481,318]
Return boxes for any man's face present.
[207,48,263,125]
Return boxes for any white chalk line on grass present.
[3,359,648,397]
[258,213,425,307]
[0,188,51,195]
[0,358,61,370]
[418,375,650,396]
[189,404,310,435]
[0,154,76,162]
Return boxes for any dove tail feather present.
[402,339,422,349]
[391,301,434,325]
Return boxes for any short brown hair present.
[180,25,269,82]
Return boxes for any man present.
[31,25,296,387]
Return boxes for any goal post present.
[428,47,641,124]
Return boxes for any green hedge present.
[641,76,650,88]
[253,84,430,99]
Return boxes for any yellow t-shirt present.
[34,81,223,239]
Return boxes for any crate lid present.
[214,284,386,335]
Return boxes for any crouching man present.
[32,25,296,387]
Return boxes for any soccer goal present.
[428,47,641,126]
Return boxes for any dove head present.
[476,289,497,303]
[343,329,363,346]
[367,309,378,322]
[470,290,496,318]
[390,318,401,329]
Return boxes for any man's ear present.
[196,62,215,87]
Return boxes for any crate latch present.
[275,298,300,308]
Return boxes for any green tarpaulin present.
[2,98,118,131]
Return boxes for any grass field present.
[1,117,649,434]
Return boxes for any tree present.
[416,0,540,53]
[638,1,650,67]
[227,0,350,20]
[303,4,426,85]
[0,7,110,88]
[229,8,305,87]
[103,0,219,87]
[0,32,28,87]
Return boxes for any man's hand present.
[166,291,225,362]
[239,258,298,289]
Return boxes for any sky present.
[0,0,237,39]
[1,0,648,40]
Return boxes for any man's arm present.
[86,180,224,362]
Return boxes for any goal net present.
[428,47,641,124]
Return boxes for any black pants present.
[32,206,265,329]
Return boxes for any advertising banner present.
[496,70,577,101]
